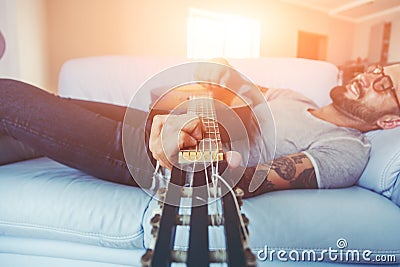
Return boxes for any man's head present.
[330,63,400,130]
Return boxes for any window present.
[187,8,260,59]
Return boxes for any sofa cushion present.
[0,157,151,249]
[358,127,400,206]
[143,187,400,264]
[58,56,186,110]
[229,57,338,107]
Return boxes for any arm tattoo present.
[291,154,308,164]
[271,157,296,181]
[235,154,317,198]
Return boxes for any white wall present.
[15,0,48,89]
[0,0,48,89]
[45,0,355,91]
[8,1,399,92]
[0,0,20,78]
[352,9,400,64]
[388,19,400,63]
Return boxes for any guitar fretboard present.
[179,95,224,164]
[143,87,257,267]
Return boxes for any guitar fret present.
[202,134,221,140]
[203,132,220,136]
[179,95,223,164]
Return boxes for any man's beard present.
[330,85,385,124]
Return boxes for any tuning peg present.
[241,214,249,226]
[157,200,164,209]
[157,187,167,204]
[244,248,257,267]
[151,226,158,237]
[157,187,167,195]
[240,214,250,237]
[141,249,153,267]
[151,214,161,226]
[234,187,244,207]
[150,214,160,237]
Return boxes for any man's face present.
[330,65,400,124]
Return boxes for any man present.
[149,60,400,197]
[1,61,399,197]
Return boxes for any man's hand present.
[149,114,242,170]
[149,114,203,169]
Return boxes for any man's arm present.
[234,152,318,198]
[148,114,318,197]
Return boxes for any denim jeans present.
[0,79,152,187]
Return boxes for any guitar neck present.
[179,95,224,164]
[143,86,257,267]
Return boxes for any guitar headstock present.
[141,164,257,267]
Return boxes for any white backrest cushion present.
[58,56,338,110]
[230,57,338,106]
[58,56,185,109]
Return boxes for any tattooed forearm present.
[272,154,317,189]
[235,153,317,198]
[270,157,296,180]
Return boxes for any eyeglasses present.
[365,64,400,112]
[366,64,395,91]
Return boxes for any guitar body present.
[142,83,257,267]
[148,83,259,145]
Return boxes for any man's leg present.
[0,79,151,186]
[65,98,127,122]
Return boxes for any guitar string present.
[191,90,250,260]
[194,94,218,249]
[201,96,216,228]
[203,91,250,248]
[188,95,218,257]
[203,94,225,253]
[207,97,221,226]
[204,95,220,254]
[205,97,216,228]
[212,172,250,243]
[210,99,222,226]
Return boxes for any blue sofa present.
[1,56,399,266]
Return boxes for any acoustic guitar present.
[141,83,258,267]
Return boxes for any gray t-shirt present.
[246,88,371,189]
